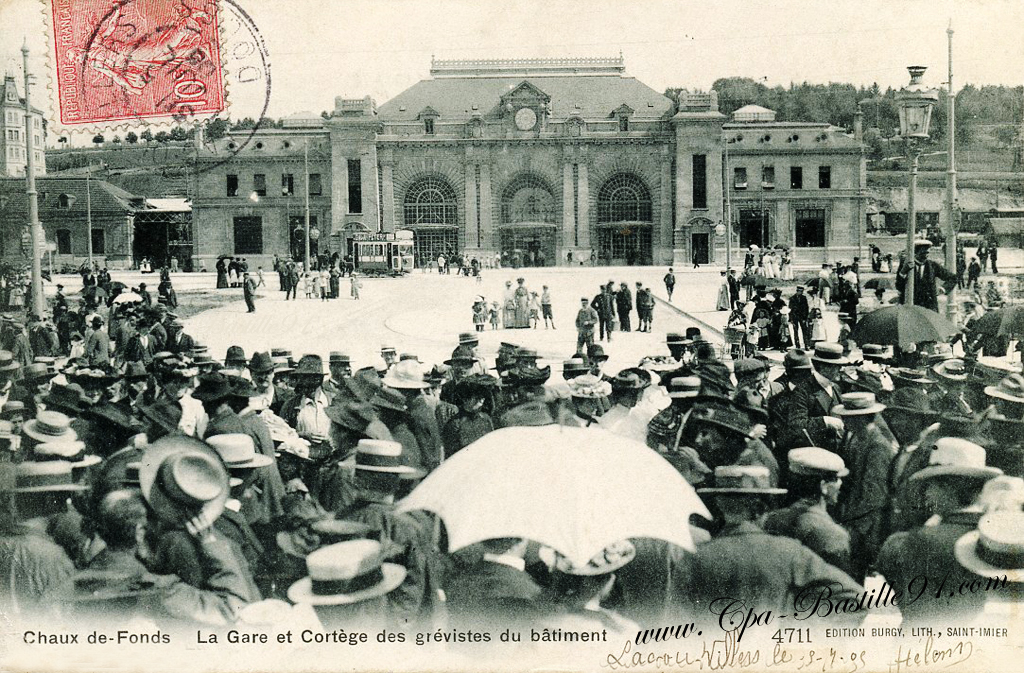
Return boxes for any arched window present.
[500,174,556,224]
[597,173,652,223]
[403,176,458,226]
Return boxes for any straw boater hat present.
[926,342,955,364]
[6,461,89,493]
[788,447,849,479]
[354,439,418,475]
[287,539,407,606]
[909,438,1003,482]
[22,363,55,383]
[34,439,102,470]
[139,435,229,525]
[311,520,373,546]
[811,342,850,367]
[539,540,637,577]
[0,350,19,373]
[458,333,479,347]
[860,344,893,363]
[206,434,274,471]
[831,392,885,416]
[562,358,590,378]
[984,374,1024,405]
[23,410,77,444]
[954,511,1024,584]
[667,376,702,399]
[783,349,813,371]
[697,465,787,495]
[329,352,351,365]
[0,401,26,420]
[382,360,430,390]
[932,359,968,383]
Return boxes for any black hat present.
[191,374,233,402]
[587,344,609,362]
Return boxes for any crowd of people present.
[0,265,1020,639]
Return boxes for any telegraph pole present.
[86,171,94,269]
[944,22,959,324]
[22,42,44,317]
[303,139,311,271]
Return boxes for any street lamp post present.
[303,139,311,271]
[22,43,45,317]
[723,135,734,270]
[896,65,939,307]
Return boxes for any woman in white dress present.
[780,249,794,280]
[764,251,777,279]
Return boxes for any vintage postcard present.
[0,0,1022,671]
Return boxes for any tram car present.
[347,230,415,276]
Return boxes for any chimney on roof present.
[853,108,863,142]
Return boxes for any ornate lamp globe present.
[896,66,939,139]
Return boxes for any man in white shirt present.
[597,369,651,444]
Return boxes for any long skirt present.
[716,283,731,311]
[217,271,228,289]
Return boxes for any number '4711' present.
[772,628,812,644]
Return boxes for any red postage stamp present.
[50,0,226,125]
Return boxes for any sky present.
[1,0,1022,143]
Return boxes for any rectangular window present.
[253,173,267,196]
[347,159,362,214]
[281,173,294,196]
[790,167,803,189]
[619,117,629,132]
[91,228,106,254]
[733,167,748,190]
[818,166,831,189]
[692,154,707,209]
[424,118,435,135]
[233,216,263,254]
[762,165,775,189]
[226,174,238,197]
[56,230,72,255]
[309,173,322,196]
[795,208,826,247]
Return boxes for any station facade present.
[193,57,867,269]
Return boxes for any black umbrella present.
[972,306,1024,337]
[851,304,958,349]
[863,277,894,291]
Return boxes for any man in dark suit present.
[164,320,195,355]
[124,318,157,365]
[788,286,811,348]
[895,240,957,312]
[783,343,846,451]
[727,269,740,309]
[615,283,633,333]
[445,537,543,628]
[876,438,1001,624]
[85,316,111,367]
[243,272,257,313]
[682,465,864,624]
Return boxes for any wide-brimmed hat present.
[733,358,768,380]
[831,392,885,416]
[382,360,430,390]
[42,383,91,415]
[0,350,20,373]
[311,519,373,546]
[248,351,275,374]
[22,363,55,382]
[783,349,813,371]
[567,374,611,399]
[35,440,102,470]
[453,376,497,403]
[788,447,849,479]
[287,539,407,606]
[503,364,551,387]
[224,346,247,367]
[910,438,1003,482]
[515,347,542,362]
[689,405,750,437]
[539,540,637,577]
[610,369,649,392]
[984,374,1024,405]
[293,354,325,378]
[458,332,479,347]
[139,435,229,525]
[223,375,256,399]
[932,359,968,383]
[667,376,702,399]
[23,410,77,444]
[562,358,590,378]
[698,465,787,495]
[369,387,407,413]
[138,399,183,434]
[206,433,273,470]
[0,401,26,419]
[444,346,475,366]
[191,373,233,402]
[354,439,419,475]
[891,367,937,388]
[123,361,150,381]
[329,352,351,365]
[7,461,89,493]
[586,344,609,362]
[861,344,894,363]
[883,388,939,419]
[811,343,850,366]
[926,342,955,364]
[954,511,1024,584]
[324,401,378,435]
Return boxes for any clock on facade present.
[514,106,537,131]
